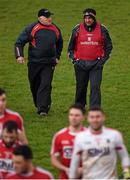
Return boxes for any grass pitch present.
[0,0,130,177]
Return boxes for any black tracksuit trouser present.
[28,63,54,113]
[74,63,103,108]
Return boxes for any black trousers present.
[28,63,54,113]
[74,64,103,108]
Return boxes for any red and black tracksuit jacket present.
[15,21,63,64]
[68,22,113,65]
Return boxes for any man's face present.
[2,129,17,148]
[13,155,31,174]
[84,16,94,26]
[0,94,6,113]
[87,111,105,131]
[69,108,84,128]
[38,16,52,25]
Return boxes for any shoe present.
[38,112,48,116]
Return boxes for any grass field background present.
[0,0,130,177]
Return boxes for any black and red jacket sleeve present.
[54,25,63,60]
[68,23,113,62]
[15,22,38,59]
[101,25,113,62]
[68,24,80,61]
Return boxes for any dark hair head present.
[83,8,96,16]
[88,106,105,114]
[0,88,6,96]
[69,104,86,115]
[13,145,33,160]
[3,120,18,133]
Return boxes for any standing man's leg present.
[74,64,89,107]
[37,65,54,114]
[89,66,103,107]
[28,63,41,107]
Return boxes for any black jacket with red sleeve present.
[15,21,63,64]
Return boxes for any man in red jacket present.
[68,8,113,108]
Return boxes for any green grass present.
[0,0,130,177]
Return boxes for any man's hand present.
[94,57,105,70]
[72,58,79,64]
[17,56,24,64]
[97,57,106,66]
[56,58,59,64]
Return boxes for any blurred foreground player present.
[69,107,130,179]
[6,145,53,179]
[0,88,28,144]
[51,104,86,179]
[0,121,21,178]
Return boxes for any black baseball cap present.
[38,8,54,18]
[83,8,96,19]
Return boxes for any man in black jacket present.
[68,8,113,108]
[15,9,63,116]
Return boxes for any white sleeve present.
[69,134,82,179]
[115,131,130,168]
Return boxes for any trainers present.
[38,112,48,116]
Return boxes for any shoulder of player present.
[72,23,80,33]
[52,128,69,143]
[25,22,38,31]
[53,127,68,138]
[6,109,20,116]
[52,23,61,31]
[6,109,23,120]
[100,23,110,33]
[105,127,122,136]
[44,23,61,38]
[36,167,53,178]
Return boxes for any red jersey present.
[0,139,21,178]
[51,127,86,179]
[6,167,53,179]
[74,22,105,60]
[0,109,23,136]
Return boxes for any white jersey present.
[69,127,130,179]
